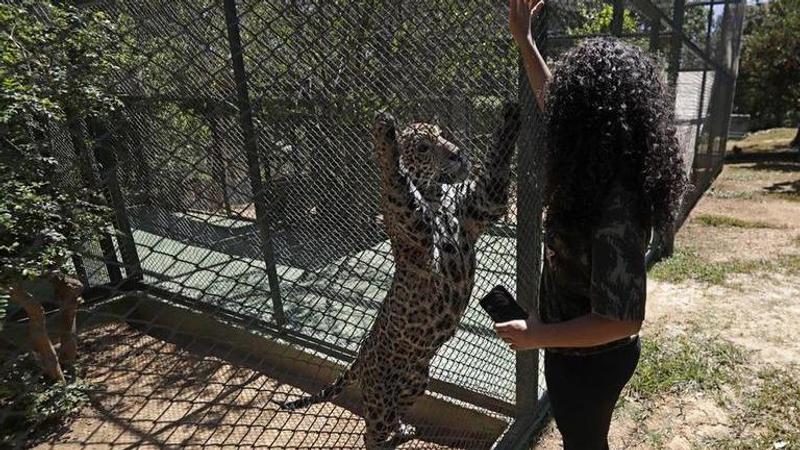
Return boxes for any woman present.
[496,1,688,449]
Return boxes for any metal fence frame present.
[2,0,745,448]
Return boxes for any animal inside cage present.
[0,0,745,448]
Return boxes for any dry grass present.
[694,213,784,229]
[727,127,797,153]
[625,332,744,402]
[650,249,800,285]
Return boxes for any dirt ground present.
[533,146,800,449]
[30,322,462,449]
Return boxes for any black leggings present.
[544,338,641,450]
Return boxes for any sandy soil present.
[31,323,456,450]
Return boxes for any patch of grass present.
[705,189,757,200]
[626,333,744,402]
[714,367,800,449]
[619,332,800,448]
[778,254,800,273]
[694,213,782,229]
[793,236,800,248]
[650,250,800,284]
[0,353,90,447]
[722,166,762,181]
[651,250,729,284]
[727,128,797,153]
[768,191,800,202]
[705,187,800,202]
[643,429,667,448]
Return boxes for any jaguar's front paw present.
[374,111,398,145]
[374,110,397,129]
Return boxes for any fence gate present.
[1,0,744,448]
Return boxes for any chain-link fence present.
[1,0,744,448]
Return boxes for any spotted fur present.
[281,104,520,449]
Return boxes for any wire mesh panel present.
[0,0,745,448]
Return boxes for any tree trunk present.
[8,283,65,383]
[791,123,800,149]
[52,275,83,367]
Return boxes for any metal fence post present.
[715,0,746,156]
[649,20,662,53]
[495,7,548,449]
[514,65,543,420]
[668,0,686,91]
[221,0,286,326]
[611,0,626,36]
[88,117,143,281]
[202,104,233,215]
[655,0,687,259]
[691,0,713,174]
[65,110,123,285]
[707,0,745,162]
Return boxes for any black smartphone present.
[479,285,529,323]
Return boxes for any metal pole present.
[656,0,687,259]
[649,20,662,53]
[693,0,724,188]
[70,255,90,286]
[202,105,233,215]
[221,0,286,326]
[65,111,123,285]
[668,0,686,91]
[493,7,548,450]
[89,117,143,281]
[514,63,542,419]
[696,0,716,154]
[691,0,713,178]
[496,5,549,449]
[611,0,626,36]
[715,0,746,158]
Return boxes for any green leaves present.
[735,0,800,129]
[567,4,641,36]
[0,1,120,283]
[0,353,91,445]
[0,1,125,126]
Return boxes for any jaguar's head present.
[398,122,470,186]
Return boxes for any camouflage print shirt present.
[539,181,649,355]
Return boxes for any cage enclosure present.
[0,0,744,448]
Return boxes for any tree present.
[1,1,124,382]
[567,3,642,36]
[734,0,800,131]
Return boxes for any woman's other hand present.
[495,316,543,351]
[509,0,545,47]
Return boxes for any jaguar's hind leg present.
[389,368,429,446]
[362,384,399,450]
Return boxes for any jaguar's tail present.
[279,368,355,411]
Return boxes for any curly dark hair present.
[544,37,688,232]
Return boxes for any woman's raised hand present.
[509,0,545,47]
